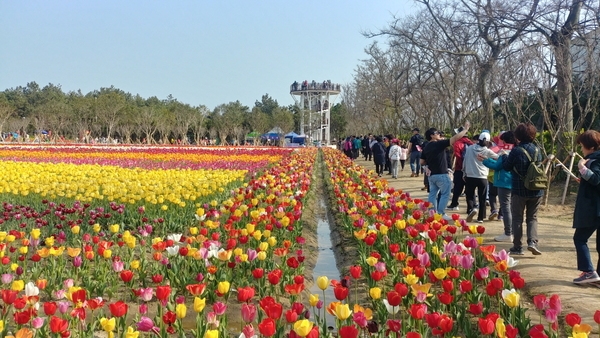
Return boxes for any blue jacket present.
[483,156,512,189]
[573,150,600,228]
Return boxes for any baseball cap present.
[479,131,491,141]
[412,128,419,132]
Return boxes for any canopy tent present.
[245,131,261,139]
[261,127,283,140]
[284,131,306,145]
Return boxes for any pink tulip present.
[32,317,45,329]
[213,302,227,316]
[241,303,257,323]
[137,317,159,333]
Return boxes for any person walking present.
[482,131,516,242]
[408,128,424,177]
[571,130,600,284]
[463,131,498,223]
[420,121,470,221]
[502,123,544,256]
[389,139,401,179]
[372,136,386,177]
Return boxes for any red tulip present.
[478,317,495,335]
[252,268,264,279]
[87,297,105,310]
[237,286,255,302]
[241,303,257,323]
[594,310,600,324]
[409,303,427,320]
[533,294,548,311]
[406,332,421,338]
[120,270,134,283]
[425,312,441,329]
[285,309,298,323]
[468,302,483,316]
[529,324,548,338]
[350,265,362,279]
[394,283,408,297]
[565,313,581,327]
[459,280,472,293]
[435,315,454,335]
[339,325,359,338]
[333,285,349,301]
[506,324,520,338]
[437,292,453,305]
[267,269,282,285]
[156,285,172,301]
[162,310,176,325]
[49,316,69,334]
[185,283,206,296]
[44,301,57,316]
[13,310,31,325]
[1,289,18,304]
[258,318,276,337]
[441,279,454,292]
[109,300,128,317]
[386,291,401,307]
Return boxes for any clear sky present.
[1,1,417,110]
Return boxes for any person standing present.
[408,128,424,177]
[352,135,362,160]
[571,130,600,284]
[420,121,470,221]
[482,131,516,242]
[399,141,409,172]
[502,123,544,256]
[389,139,401,179]
[372,136,386,177]
[447,129,474,210]
[463,131,498,223]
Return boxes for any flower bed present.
[0,145,597,338]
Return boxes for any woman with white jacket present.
[463,131,498,223]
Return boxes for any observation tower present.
[290,80,341,146]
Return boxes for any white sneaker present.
[494,234,513,242]
[466,209,478,222]
[446,206,459,211]
[442,214,453,221]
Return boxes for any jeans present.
[428,174,452,215]
[497,188,512,236]
[511,194,541,249]
[390,159,399,177]
[574,225,600,272]
[410,151,421,174]
[465,177,488,221]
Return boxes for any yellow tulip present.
[204,330,219,338]
[11,280,24,291]
[109,224,120,233]
[189,227,198,235]
[130,260,140,270]
[103,249,112,259]
[365,256,378,266]
[257,251,267,261]
[30,229,41,240]
[44,236,54,246]
[293,319,314,337]
[161,205,168,211]
[175,303,187,319]
[309,294,319,307]
[404,274,419,285]
[0,319,3,332]
[246,223,255,233]
[6,235,15,243]
[252,230,263,241]
[334,303,352,320]
[125,327,140,338]
[71,226,80,234]
[369,287,381,300]
[433,268,447,280]
[496,318,506,338]
[379,225,389,235]
[267,236,277,247]
[93,224,101,233]
[501,289,520,308]
[217,281,230,295]
[194,297,206,313]
[18,246,28,255]
[259,242,269,251]
[100,317,116,332]
[316,276,329,291]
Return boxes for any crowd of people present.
[339,122,600,286]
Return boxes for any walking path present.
[353,157,600,331]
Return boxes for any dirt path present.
[352,157,600,331]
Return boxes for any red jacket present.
[453,137,474,171]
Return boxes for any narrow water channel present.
[308,197,339,327]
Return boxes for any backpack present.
[514,147,547,190]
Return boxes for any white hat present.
[479,131,491,141]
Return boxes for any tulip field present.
[0,144,596,338]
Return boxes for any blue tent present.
[284,132,306,145]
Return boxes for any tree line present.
[342,0,600,157]
[0,82,348,145]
